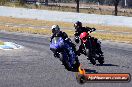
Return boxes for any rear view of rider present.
[74,21,103,56]
[50,25,76,58]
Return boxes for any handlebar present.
[74,27,96,36]
[89,28,96,33]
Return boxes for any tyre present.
[89,58,96,65]
[59,53,63,62]
[73,58,80,71]
[62,52,72,71]
[85,49,89,57]
[89,53,96,65]
[63,61,72,71]
[87,50,96,65]
[98,56,104,65]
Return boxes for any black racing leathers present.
[74,27,102,56]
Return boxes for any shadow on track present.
[85,69,98,73]
[96,63,119,67]
[71,68,98,73]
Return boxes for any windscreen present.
[52,37,61,44]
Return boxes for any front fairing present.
[50,37,64,50]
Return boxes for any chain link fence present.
[0,0,132,16]
[1,0,132,8]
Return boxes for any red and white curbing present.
[0,42,23,50]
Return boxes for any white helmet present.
[51,25,60,33]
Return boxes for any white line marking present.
[6,23,13,25]
[13,26,19,28]
[28,27,34,29]
[19,24,26,26]
[41,28,45,29]
[5,25,9,27]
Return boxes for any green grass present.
[0,16,132,44]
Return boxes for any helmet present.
[51,25,60,33]
[74,21,82,29]
[80,32,88,43]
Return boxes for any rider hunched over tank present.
[50,25,80,71]
[74,21,104,65]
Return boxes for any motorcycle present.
[50,37,80,71]
[76,29,104,65]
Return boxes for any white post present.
[125,0,127,7]
[97,2,99,6]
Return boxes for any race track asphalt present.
[0,31,131,87]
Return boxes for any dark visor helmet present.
[74,21,82,29]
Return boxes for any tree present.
[0,0,8,5]
[75,0,79,13]
[45,0,48,5]
[19,0,26,6]
[97,0,101,5]
[113,0,121,16]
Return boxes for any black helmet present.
[74,21,82,29]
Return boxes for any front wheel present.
[72,58,80,71]
[85,49,89,57]
[61,51,73,71]
[89,57,96,65]
[85,48,96,65]
[98,56,104,65]
[59,53,63,62]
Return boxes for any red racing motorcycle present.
[76,30,104,65]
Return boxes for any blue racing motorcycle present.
[50,37,80,71]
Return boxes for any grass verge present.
[0,16,132,43]
[0,25,132,44]
[64,30,132,44]
[0,16,132,33]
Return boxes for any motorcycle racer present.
[50,25,80,70]
[74,21,103,57]
[50,25,76,58]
